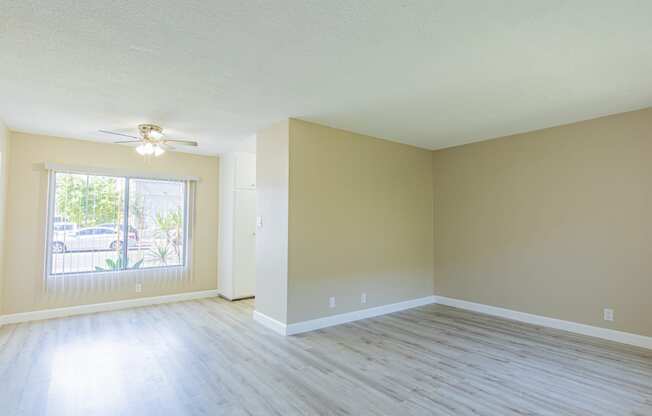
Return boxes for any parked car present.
[97,223,139,240]
[51,226,138,253]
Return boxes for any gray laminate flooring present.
[0,297,650,415]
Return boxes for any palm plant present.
[155,208,182,262]
[147,243,172,266]
[95,255,143,271]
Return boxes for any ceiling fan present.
[99,124,198,156]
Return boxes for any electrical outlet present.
[136,283,143,293]
[329,297,336,308]
[603,308,614,322]
[361,293,367,304]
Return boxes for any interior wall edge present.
[0,123,10,315]
[252,309,288,335]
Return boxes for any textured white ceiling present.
[2,1,652,155]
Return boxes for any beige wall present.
[255,121,290,323]
[287,119,433,323]
[0,121,9,313]
[433,108,652,337]
[2,132,219,314]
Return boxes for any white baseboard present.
[253,295,437,336]
[252,310,288,335]
[6,289,647,350]
[435,296,652,350]
[0,289,219,326]
[287,296,437,335]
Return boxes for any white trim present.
[435,296,652,350]
[253,296,437,336]
[253,295,651,349]
[252,310,287,335]
[6,290,646,350]
[0,289,219,326]
[43,162,200,182]
[287,296,437,335]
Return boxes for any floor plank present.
[0,298,649,415]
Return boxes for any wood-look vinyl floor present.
[0,297,650,416]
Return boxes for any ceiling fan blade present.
[113,140,142,144]
[164,139,198,147]
[99,129,140,140]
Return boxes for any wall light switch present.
[603,308,614,322]
[256,216,263,228]
[136,283,143,293]
[329,297,336,308]
[361,293,367,304]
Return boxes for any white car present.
[51,226,138,253]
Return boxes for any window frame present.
[45,170,189,277]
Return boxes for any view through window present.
[48,172,186,275]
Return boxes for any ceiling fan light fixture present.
[100,124,198,154]
[149,130,164,140]
[136,142,164,157]
[136,142,156,156]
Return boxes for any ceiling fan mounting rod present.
[138,123,163,139]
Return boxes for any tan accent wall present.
[255,121,290,323]
[0,121,9,313]
[433,108,652,337]
[2,132,219,314]
[287,119,434,323]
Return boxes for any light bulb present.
[149,130,163,140]
[135,144,147,155]
[153,145,165,156]
[143,142,154,155]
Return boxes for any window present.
[47,172,187,276]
